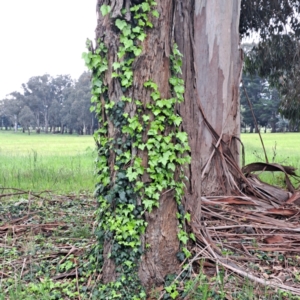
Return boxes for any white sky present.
[0,0,97,99]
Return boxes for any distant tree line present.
[0,70,298,135]
[0,72,97,135]
[241,72,299,133]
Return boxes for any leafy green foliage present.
[100,4,111,16]
[241,1,300,127]
[240,1,300,39]
[241,73,281,132]
[0,72,95,135]
[245,36,300,128]
[19,105,35,133]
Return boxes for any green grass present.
[242,132,300,166]
[242,132,300,187]
[0,191,97,300]
[0,131,95,193]
[1,131,300,193]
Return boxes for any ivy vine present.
[83,1,192,298]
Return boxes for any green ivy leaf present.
[123,26,131,36]
[93,55,103,65]
[158,151,171,166]
[138,143,146,151]
[184,213,191,222]
[121,78,129,87]
[179,234,189,245]
[122,37,134,49]
[92,78,102,87]
[144,80,158,90]
[176,131,188,143]
[115,19,127,31]
[137,32,147,41]
[152,109,161,116]
[133,47,142,56]
[132,26,141,33]
[100,4,111,16]
[121,96,132,102]
[142,115,150,122]
[143,199,154,212]
[173,116,182,126]
[99,65,108,73]
[82,52,90,65]
[130,5,141,12]
[169,77,178,86]
[151,91,160,101]
[117,49,126,58]
[135,181,144,191]
[183,247,192,258]
[190,233,196,242]
[170,290,179,299]
[174,85,184,95]
[168,163,176,171]
[152,10,159,18]
[146,21,153,28]
[138,19,146,27]
[124,70,133,79]
[112,62,121,70]
[127,167,138,182]
[141,2,150,12]
[150,1,158,6]
[119,191,126,202]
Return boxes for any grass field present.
[242,132,300,166]
[0,131,95,193]
[242,132,300,187]
[1,131,299,193]
[1,131,300,299]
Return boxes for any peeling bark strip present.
[93,0,242,294]
[174,0,242,198]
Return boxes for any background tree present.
[19,105,35,134]
[48,99,63,132]
[21,74,73,133]
[269,88,282,132]
[241,1,300,127]
[60,94,74,134]
[0,99,11,130]
[22,75,53,133]
[240,1,300,39]
[68,72,94,135]
[3,92,25,132]
[0,72,96,134]
[241,73,281,132]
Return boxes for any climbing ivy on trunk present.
[83,0,191,298]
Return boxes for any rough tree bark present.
[94,0,242,292]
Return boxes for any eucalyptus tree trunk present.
[178,0,243,198]
[44,108,49,133]
[35,112,40,134]
[92,0,242,293]
[13,114,18,133]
